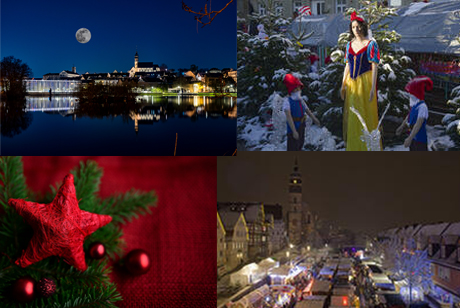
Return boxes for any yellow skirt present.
[343,70,380,151]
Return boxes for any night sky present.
[218,153,460,235]
[1,0,236,77]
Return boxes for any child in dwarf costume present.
[396,76,433,151]
[283,74,321,151]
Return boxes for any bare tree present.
[1,56,33,100]
[182,0,234,28]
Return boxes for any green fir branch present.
[0,157,28,213]
[98,190,157,225]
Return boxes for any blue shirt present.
[408,101,428,143]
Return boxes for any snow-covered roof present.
[311,280,331,293]
[391,1,460,54]
[415,222,451,237]
[244,204,262,223]
[218,210,242,232]
[442,222,460,236]
[293,14,348,47]
[293,1,460,54]
[258,257,277,269]
[296,296,328,308]
[269,264,291,276]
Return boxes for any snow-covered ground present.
[238,114,456,151]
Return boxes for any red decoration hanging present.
[37,277,56,298]
[8,174,112,272]
[88,242,106,259]
[11,276,36,303]
[125,249,152,275]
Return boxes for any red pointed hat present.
[284,74,304,94]
[405,76,433,101]
[351,11,364,22]
[309,54,320,64]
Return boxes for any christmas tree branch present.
[98,190,157,224]
[0,157,28,212]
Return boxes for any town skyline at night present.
[1,0,236,77]
[218,153,460,234]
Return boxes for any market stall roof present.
[293,0,460,54]
[390,1,460,54]
[269,265,292,277]
[296,295,328,308]
[311,279,331,294]
[258,257,277,267]
[233,285,270,306]
[258,258,278,272]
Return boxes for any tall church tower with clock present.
[287,158,303,245]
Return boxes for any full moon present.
[76,28,91,44]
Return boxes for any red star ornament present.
[8,174,112,272]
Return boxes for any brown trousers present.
[287,122,306,151]
[410,139,428,151]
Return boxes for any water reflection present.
[1,99,34,137]
[8,95,236,135]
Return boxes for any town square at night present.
[217,152,460,308]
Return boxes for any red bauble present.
[125,249,151,275]
[89,242,106,259]
[37,277,56,298]
[8,174,112,271]
[11,276,36,303]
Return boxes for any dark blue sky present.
[1,0,236,77]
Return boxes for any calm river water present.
[1,95,236,155]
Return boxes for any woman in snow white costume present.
[341,11,381,151]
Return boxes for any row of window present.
[258,0,347,16]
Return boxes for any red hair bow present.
[351,11,364,22]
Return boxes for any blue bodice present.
[345,40,380,80]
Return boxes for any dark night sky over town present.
[218,153,460,235]
[1,0,236,77]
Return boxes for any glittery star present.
[8,174,112,271]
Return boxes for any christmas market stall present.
[296,295,328,308]
[257,257,279,276]
[230,263,261,287]
[230,284,270,308]
[270,285,296,308]
[310,279,332,296]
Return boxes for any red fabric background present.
[22,156,217,308]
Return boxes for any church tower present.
[287,157,303,245]
[134,51,139,70]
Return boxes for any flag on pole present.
[299,5,312,16]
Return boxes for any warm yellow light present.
[293,180,297,184]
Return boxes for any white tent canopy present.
[292,1,460,54]
[230,263,260,286]
[269,264,292,277]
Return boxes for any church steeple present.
[287,157,303,245]
[289,157,302,207]
[134,50,139,69]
